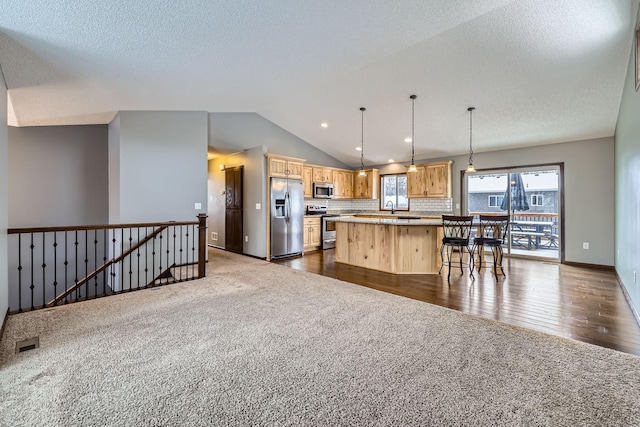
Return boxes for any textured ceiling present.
[1,0,637,166]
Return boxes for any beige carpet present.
[1,248,639,426]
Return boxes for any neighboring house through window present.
[381,174,409,211]
[488,195,504,207]
[531,194,543,206]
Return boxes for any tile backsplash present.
[304,198,452,213]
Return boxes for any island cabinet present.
[333,170,354,199]
[312,167,333,183]
[303,216,321,251]
[334,219,443,274]
[406,160,452,198]
[267,154,305,179]
[303,166,313,198]
[353,169,379,199]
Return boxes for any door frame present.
[460,162,565,263]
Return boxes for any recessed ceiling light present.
[320,122,329,128]
[404,137,412,143]
[388,159,395,163]
[355,147,362,151]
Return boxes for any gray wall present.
[8,125,109,227]
[374,137,615,266]
[209,113,349,168]
[207,113,350,258]
[614,9,640,316]
[109,111,208,223]
[208,147,267,258]
[0,68,8,319]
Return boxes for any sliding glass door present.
[464,165,561,261]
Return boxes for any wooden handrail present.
[48,225,168,306]
[8,220,198,234]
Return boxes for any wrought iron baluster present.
[145,228,149,286]
[159,230,163,285]
[191,224,195,279]
[179,226,183,281]
[42,232,46,308]
[94,230,98,298]
[103,229,107,296]
[111,230,117,293]
[84,230,89,300]
[172,225,176,283]
[53,233,58,306]
[120,228,124,292]
[185,227,190,278]
[137,227,141,290]
[64,232,68,304]
[30,233,34,311]
[152,232,156,287]
[128,228,133,290]
[17,234,22,313]
[74,231,79,301]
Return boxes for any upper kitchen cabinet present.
[425,161,452,198]
[312,167,333,183]
[267,154,305,179]
[353,169,379,199]
[333,170,353,199]
[406,161,452,198]
[303,166,313,198]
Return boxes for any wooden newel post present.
[197,213,208,278]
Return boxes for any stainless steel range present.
[306,205,338,250]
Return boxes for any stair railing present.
[7,214,207,313]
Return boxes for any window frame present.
[531,194,543,206]
[488,195,504,208]
[380,173,410,212]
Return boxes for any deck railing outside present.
[7,214,207,313]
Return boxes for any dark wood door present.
[225,167,243,254]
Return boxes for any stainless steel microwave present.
[313,182,333,199]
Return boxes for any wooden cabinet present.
[425,161,452,198]
[406,161,452,198]
[353,169,379,199]
[333,170,353,199]
[312,167,333,183]
[406,165,428,198]
[303,217,321,251]
[267,154,305,179]
[303,166,313,198]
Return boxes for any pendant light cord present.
[468,106,475,166]
[360,107,366,171]
[410,95,416,165]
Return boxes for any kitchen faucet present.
[385,200,395,214]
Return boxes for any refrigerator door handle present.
[285,192,290,222]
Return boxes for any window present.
[488,195,504,207]
[531,194,543,206]
[381,174,409,211]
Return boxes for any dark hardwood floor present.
[275,249,640,356]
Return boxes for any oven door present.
[322,215,338,249]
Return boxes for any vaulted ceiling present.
[1,0,637,166]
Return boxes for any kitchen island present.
[328,216,443,274]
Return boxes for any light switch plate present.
[194,202,202,210]
[256,203,261,210]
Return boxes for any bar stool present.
[471,215,510,278]
[439,215,474,282]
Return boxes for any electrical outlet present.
[212,232,219,241]
[256,203,261,210]
[582,242,589,250]
[634,271,637,283]
[245,236,249,242]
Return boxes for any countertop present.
[325,210,452,217]
[327,216,443,226]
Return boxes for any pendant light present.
[408,95,417,172]
[466,106,476,173]
[359,107,367,176]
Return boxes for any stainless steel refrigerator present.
[270,177,304,259]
